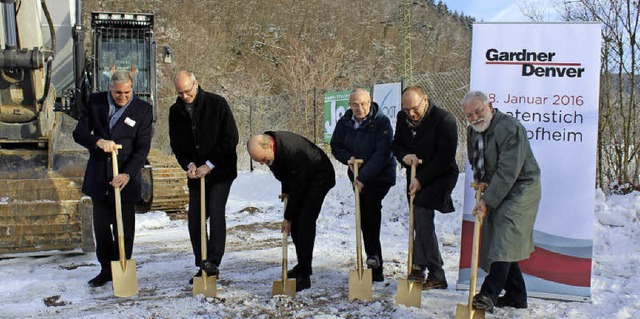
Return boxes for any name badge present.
[124,117,136,127]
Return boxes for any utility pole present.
[403,0,413,86]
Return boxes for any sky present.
[444,0,561,22]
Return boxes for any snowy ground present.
[1,170,639,319]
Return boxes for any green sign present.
[323,88,372,142]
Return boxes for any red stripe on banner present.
[459,220,475,269]
[520,247,592,287]
[458,220,592,287]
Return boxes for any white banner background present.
[372,82,401,133]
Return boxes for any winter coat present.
[265,131,336,221]
[73,92,153,202]
[330,102,396,186]
[169,87,239,188]
[467,108,541,270]
[392,101,458,213]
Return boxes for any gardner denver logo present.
[485,48,585,78]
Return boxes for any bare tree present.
[556,0,639,193]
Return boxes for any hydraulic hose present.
[37,0,55,104]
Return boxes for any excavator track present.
[139,149,189,213]
[0,175,93,255]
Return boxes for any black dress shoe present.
[88,272,112,287]
[295,276,311,292]
[496,296,528,309]
[287,265,312,279]
[366,255,381,269]
[190,265,220,284]
[201,261,219,277]
[423,276,448,290]
[472,293,495,313]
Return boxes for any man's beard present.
[470,109,493,132]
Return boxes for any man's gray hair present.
[174,71,197,85]
[461,91,490,106]
[110,70,134,86]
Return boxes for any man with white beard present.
[462,91,541,313]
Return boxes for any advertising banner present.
[372,82,402,133]
[324,89,352,143]
[457,23,601,301]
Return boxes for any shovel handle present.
[280,195,289,280]
[406,160,422,275]
[110,147,127,269]
[200,177,207,262]
[348,159,364,275]
[468,182,487,306]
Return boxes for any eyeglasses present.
[465,104,487,119]
[403,98,425,114]
[176,81,196,96]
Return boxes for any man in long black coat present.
[392,86,459,289]
[73,70,153,287]
[247,131,336,291]
[169,71,239,283]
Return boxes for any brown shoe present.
[423,277,448,290]
[407,265,425,282]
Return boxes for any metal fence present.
[230,68,471,172]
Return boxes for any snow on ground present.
[1,170,639,318]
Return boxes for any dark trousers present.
[480,261,527,303]
[359,183,392,269]
[92,198,136,273]
[188,178,233,267]
[290,183,332,277]
[412,205,445,280]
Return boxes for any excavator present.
[0,0,187,255]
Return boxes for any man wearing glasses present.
[463,91,540,312]
[330,88,396,282]
[392,86,459,290]
[168,71,239,284]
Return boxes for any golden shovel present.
[110,147,139,298]
[455,182,487,319]
[193,176,217,297]
[347,159,373,301]
[272,196,296,296]
[395,160,422,307]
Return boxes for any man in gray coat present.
[462,91,541,312]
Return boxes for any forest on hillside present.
[83,0,474,155]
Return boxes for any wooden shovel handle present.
[200,177,207,262]
[111,146,126,269]
[467,182,487,306]
[348,159,364,274]
[406,159,422,275]
[280,195,289,280]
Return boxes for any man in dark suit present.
[169,71,238,284]
[247,131,336,291]
[392,86,458,290]
[73,70,153,287]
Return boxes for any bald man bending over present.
[247,131,335,291]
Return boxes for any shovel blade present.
[348,269,373,301]
[192,272,217,298]
[455,303,485,319]
[272,278,296,297]
[395,278,422,308]
[110,259,139,298]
